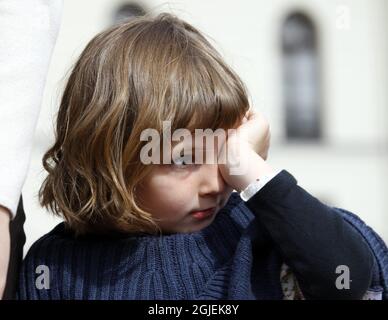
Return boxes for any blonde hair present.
[39,13,250,235]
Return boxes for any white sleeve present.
[0,0,63,219]
[240,168,283,201]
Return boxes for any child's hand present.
[218,109,275,192]
[237,108,271,160]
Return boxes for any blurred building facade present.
[23,0,388,252]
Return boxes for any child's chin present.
[159,211,219,235]
[172,218,217,235]
[189,213,218,232]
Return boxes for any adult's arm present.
[0,0,63,219]
[0,0,63,299]
[0,207,11,298]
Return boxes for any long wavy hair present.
[39,13,250,236]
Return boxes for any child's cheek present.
[148,177,194,216]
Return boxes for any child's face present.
[136,136,234,234]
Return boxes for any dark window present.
[113,3,146,24]
[282,12,322,140]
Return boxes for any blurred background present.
[22,0,388,254]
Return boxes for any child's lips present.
[190,207,216,220]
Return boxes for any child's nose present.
[198,164,226,196]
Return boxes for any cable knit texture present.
[18,191,286,300]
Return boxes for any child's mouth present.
[190,207,216,220]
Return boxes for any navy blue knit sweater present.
[17,170,375,299]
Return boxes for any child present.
[18,13,387,300]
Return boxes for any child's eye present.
[172,154,193,167]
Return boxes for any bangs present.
[125,14,252,163]
[165,54,250,134]
[132,17,251,135]
[181,88,248,134]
